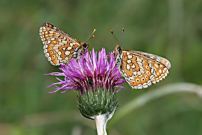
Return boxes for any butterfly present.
[114,45,171,89]
[39,22,88,66]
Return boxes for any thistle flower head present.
[49,48,125,119]
[49,48,125,94]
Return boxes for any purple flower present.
[49,48,125,94]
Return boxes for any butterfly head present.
[82,42,88,49]
[114,45,122,56]
[113,45,122,65]
[74,42,89,59]
[81,42,88,52]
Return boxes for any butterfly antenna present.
[85,28,96,43]
[120,27,125,44]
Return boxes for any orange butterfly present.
[114,45,171,89]
[39,22,89,66]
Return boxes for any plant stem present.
[95,114,108,135]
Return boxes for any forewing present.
[39,22,81,65]
[120,50,171,89]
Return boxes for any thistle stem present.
[95,114,108,135]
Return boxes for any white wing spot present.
[45,53,49,57]
[44,49,47,53]
[128,55,132,59]
[48,57,51,61]
[58,51,62,55]
[65,51,70,55]
[126,64,130,70]
[137,57,142,62]
[67,47,72,50]
[62,40,67,44]
[127,60,131,63]
[70,43,74,46]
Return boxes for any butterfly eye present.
[82,43,88,49]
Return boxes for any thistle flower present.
[49,48,124,93]
[49,48,125,135]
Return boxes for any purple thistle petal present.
[48,48,125,93]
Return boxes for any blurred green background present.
[1,0,202,134]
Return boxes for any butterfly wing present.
[119,50,171,89]
[39,22,81,65]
